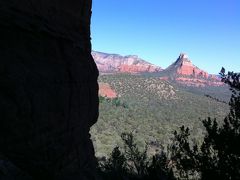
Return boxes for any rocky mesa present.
[92,51,162,73]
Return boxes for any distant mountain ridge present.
[92,51,223,87]
[92,51,162,73]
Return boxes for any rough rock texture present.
[0,1,99,179]
[166,53,209,78]
[99,83,117,98]
[161,53,222,86]
[92,51,162,73]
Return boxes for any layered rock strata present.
[0,1,98,179]
[161,53,222,86]
[92,51,162,73]
[166,53,209,78]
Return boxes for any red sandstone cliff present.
[94,51,222,87]
[161,53,223,86]
[165,53,209,78]
[92,51,162,73]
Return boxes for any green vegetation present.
[99,96,128,108]
[97,132,175,180]
[97,71,240,179]
[169,70,240,179]
[91,74,230,157]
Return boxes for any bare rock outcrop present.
[166,53,209,78]
[0,1,98,179]
[99,83,117,98]
[161,53,223,86]
[92,51,162,73]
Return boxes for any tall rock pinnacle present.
[160,53,223,86]
[165,53,208,78]
[0,1,98,179]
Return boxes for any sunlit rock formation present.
[99,83,117,98]
[166,53,209,78]
[92,51,162,73]
[161,53,223,86]
[0,0,98,179]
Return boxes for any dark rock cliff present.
[0,0,99,179]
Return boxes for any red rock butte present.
[171,53,208,78]
[161,53,223,86]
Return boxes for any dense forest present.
[94,70,240,179]
[91,74,230,157]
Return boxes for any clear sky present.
[91,0,240,74]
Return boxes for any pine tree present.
[171,70,240,179]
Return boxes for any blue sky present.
[91,0,240,74]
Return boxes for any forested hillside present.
[91,74,230,157]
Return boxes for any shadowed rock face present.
[0,1,99,179]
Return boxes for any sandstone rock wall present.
[161,53,222,86]
[0,1,98,179]
[174,53,209,78]
[92,51,162,73]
